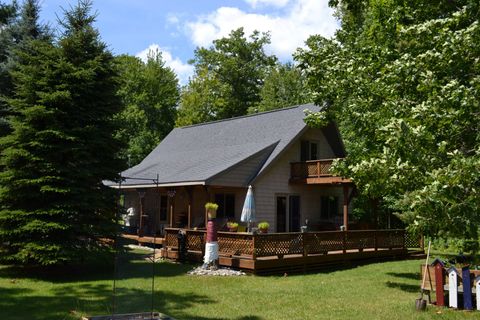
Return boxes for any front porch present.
[160,228,422,275]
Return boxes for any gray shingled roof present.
[117,103,323,187]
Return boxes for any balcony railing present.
[290,159,338,180]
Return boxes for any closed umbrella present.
[241,185,256,232]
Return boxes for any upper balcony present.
[290,159,352,185]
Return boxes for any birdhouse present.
[431,258,445,306]
[475,276,480,311]
[447,267,459,309]
[462,266,472,310]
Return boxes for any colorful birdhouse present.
[461,266,472,310]
[431,258,445,307]
[447,267,459,309]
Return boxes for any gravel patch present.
[188,266,247,276]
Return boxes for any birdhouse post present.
[431,259,445,306]
[462,266,472,310]
[447,267,459,309]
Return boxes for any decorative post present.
[342,185,349,231]
[137,189,146,237]
[447,267,459,309]
[167,189,176,227]
[431,259,445,307]
[203,202,219,270]
[462,266,472,310]
[476,276,480,311]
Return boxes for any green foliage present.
[249,62,312,113]
[205,202,219,210]
[0,0,124,265]
[115,52,179,166]
[296,0,480,239]
[176,28,276,126]
[0,0,50,137]
[258,221,270,229]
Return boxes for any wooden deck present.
[162,228,419,274]
[121,233,164,245]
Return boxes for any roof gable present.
[119,103,341,187]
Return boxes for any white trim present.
[110,181,205,189]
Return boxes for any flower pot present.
[259,228,268,234]
[228,227,238,232]
[207,209,217,219]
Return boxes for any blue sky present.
[39,0,338,84]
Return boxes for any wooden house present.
[111,103,354,236]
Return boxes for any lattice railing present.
[290,159,338,180]
[163,228,407,259]
[254,233,304,257]
[304,231,344,254]
[186,230,205,252]
[218,232,254,256]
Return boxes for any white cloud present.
[186,0,338,60]
[136,44,194,85]
[244,0,290,8]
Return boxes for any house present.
[113,103,354,236]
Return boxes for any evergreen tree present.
[0,0,124,265]
[0,0,50,137]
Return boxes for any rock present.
[187,266,247,276]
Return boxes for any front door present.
[276,195,300,232]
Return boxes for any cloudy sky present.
[39,0,339,84]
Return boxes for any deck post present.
[374,231,378,251]
[342,231,347,254]
[343,185,349,231]
[252,234,256,259]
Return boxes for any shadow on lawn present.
[386,272,420,281]
[0,283,215,320]
[385,281,419,293]
[0,249,192,283]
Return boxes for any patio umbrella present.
[240,185,256,232]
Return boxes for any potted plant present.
[258,221,270,233]
[227,221,239,232]
[205,202,218,219]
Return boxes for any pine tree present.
[0,0,124,265]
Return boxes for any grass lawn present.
[0,247,478,320]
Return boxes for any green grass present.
[0,248,478,320]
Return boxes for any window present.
[320,196,338,220]
[301,140,318,161]
[214,193,235,219]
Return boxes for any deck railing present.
[290,159,337,180]
[164,228,407,259]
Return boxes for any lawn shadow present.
[0,282,216,320]
[385,281,419,293]
[386,272,420,281]
[0,248,192,283]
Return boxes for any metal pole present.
[112,175,122,316]
[151,174,159,317]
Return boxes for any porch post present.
[137,189,146,237]
[186,186,193,229]
[167,188,176,228]
[343,184,349,231]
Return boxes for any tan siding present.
[209,150,269,187]
[253,128,351,232]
